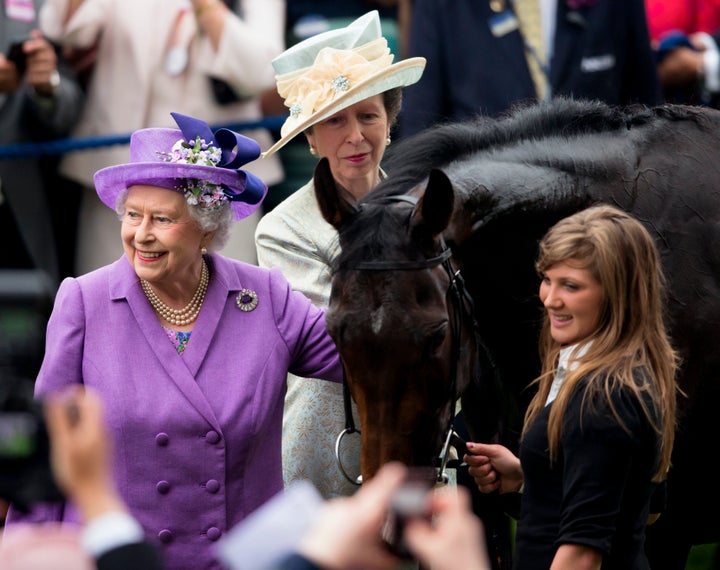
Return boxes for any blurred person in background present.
[38,0,285,275]
[646,0,720,107]
[400,0,662,137]
[0,0,83,286]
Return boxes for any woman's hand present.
[657,46,704,87]
[23,29,60,97]
[0,55,21,93]
[464,442,524,494]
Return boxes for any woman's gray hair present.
[114,188,234,252]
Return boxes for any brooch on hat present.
[236,289,258,312]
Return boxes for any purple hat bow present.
[171,112,265,206]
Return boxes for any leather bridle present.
[333,195,479,485]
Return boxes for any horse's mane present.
[335,99,709,272]
[374,98,706,200]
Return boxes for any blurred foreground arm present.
[292,462,406,570]
[403,485,491,570]
[45,388,163,570]
[287,462,492,570]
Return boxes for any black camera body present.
[6,39,27,76]
[382,467,436,559]
[0,374,62,512]
[0,270,63,513]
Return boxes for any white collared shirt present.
[545,342,591,405]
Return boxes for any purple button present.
[205,430,220,444]
[158,529,174,543]
[156,433,170,446]
[156,480,170,494]
[206,527,221,541]
[205,479,220,494]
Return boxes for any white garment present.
[255,178,362,499]
[81,511,144,559]
[694,32,720,93]
[545,341,591,405]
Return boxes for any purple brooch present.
[236,289,258,312]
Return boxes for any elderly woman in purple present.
[6,113,342,570]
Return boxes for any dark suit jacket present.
[97,542,164,570]
[401,0,662,136]
[1,0,84,285]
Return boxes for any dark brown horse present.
[314,99,720,569]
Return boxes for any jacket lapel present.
[108,257,221,430]
[181,254,241,377]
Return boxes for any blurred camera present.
[0,270,62,513]
[0,381,62,512]
[382,467,436,559]
[6,39,27,76]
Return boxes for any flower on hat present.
[276,38,393,136]
[158,135,229,210]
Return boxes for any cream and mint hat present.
[261,10,426,158]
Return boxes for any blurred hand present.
[44,387,127,522]
[403,485,491,570]
[0,55,21,93]
[657,46,703,87]
[23,29,59,97]
[464,442,523,494]
[298,462,406,570]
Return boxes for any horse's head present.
[314,159,479,479]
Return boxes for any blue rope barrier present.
[0,115,287,159]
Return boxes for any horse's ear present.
[415,168,454,236]
[313,157,358,229]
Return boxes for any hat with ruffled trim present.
[94,113,267,220]
[261,10,425,158]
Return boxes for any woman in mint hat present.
[255,10,426,499]
[6,112,342,570]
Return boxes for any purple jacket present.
[8,254,342,570]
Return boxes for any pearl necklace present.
[140,259,209,326]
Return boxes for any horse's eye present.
[426,322,449,354]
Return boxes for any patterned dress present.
[255,178,362,498]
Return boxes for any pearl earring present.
[309,146,317,156]
[386,136,391,146]
[201,247,208,255]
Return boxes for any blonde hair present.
[524,205,678,481]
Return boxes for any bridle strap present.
[342,367,357,433]
[335,366,362,486]
[333,193,479,484]
[352,247,452,270]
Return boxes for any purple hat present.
[93,113,267,220]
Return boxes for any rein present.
[334,194,479,485]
